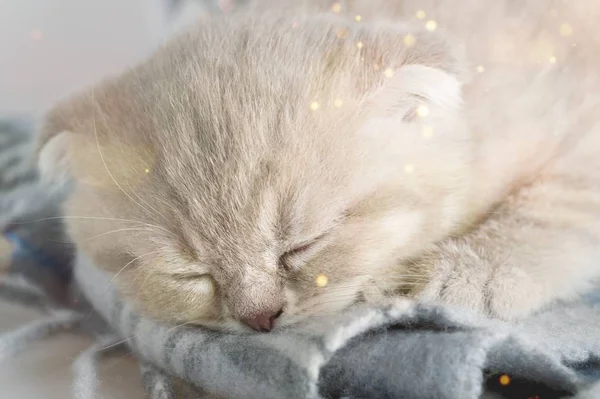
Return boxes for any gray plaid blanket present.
[76,250,600,399]
[2,115,600,399]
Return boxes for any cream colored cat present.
[37,0,600,332]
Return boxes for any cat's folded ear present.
[35,87,107,189]
[35,98,83,187]
[35,88,156,190]
[363,63,463,123]
[35,91,105,188]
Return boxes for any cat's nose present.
[243,308,283,332]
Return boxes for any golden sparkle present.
[416,10,426,20]
[422,125,434,138]
[403,34,416,47]
[499,374,511,386]
[425,20,438,31]
[549,55,557,64]
[357,41,364,49]
[331,2,342,13]
[355,15,363,22]
[310,101,320,111]
[416,105,430,117]
[404,163,415,174]
[315,274,329,287]
[144,168,150,174]
[476,65,485,73]
[559,23,573,37]
[384,68,395,78]
[29,29,43,40]
[334,98,344,108]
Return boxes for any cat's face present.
[38,12,471,331]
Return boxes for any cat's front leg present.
[407,236,555,320]
[406,238,493,317]
[406,194,600,320]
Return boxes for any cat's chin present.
[184,318,252,333]
[184,308,346,334]
[183,313,312,333]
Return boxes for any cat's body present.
[37,0,600,331]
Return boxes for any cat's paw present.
[484,265,546,320]
[408,240,545,320]
[409,240,492,315]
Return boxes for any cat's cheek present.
[179,278,217,300]
[277,276,369,327]
[276,285,313,326]
[141,276,222,323]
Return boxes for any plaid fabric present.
[0,118,73,302]
[77,251,600,399]
[0,118,70,301]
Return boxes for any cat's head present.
[37,11,471,331]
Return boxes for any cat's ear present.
[37,130,73,187]
[36,104,75,187]
[36,89,156,190]
[363,64,463,122]
[35,94,93,187]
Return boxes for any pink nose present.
[243,309,283,332]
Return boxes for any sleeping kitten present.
[36,0,600,331]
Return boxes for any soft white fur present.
[37,0,600,330]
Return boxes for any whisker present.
[297,293,361,307]
[96,337,132,352]
[91,91,158,223]
[295,300,355,314]
[11,215,174,237]
[101,351,134,372]
[90,96,177,232]
[123,170,173,227]
[297,286,424,312]
[165,321,195,335]
[129,269,154,305]
[106,250,162,288]
[79,227,170,242]
[314,286,365,294]
[313,279,428,295]
[14,215,150,225]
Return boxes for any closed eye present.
[166,268,212,281]
[283,242,314,257]
[279,234,327,271]
[172,273,212,281]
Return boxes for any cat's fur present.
[36,0,600,331]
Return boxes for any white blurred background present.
[0,0,174,115]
